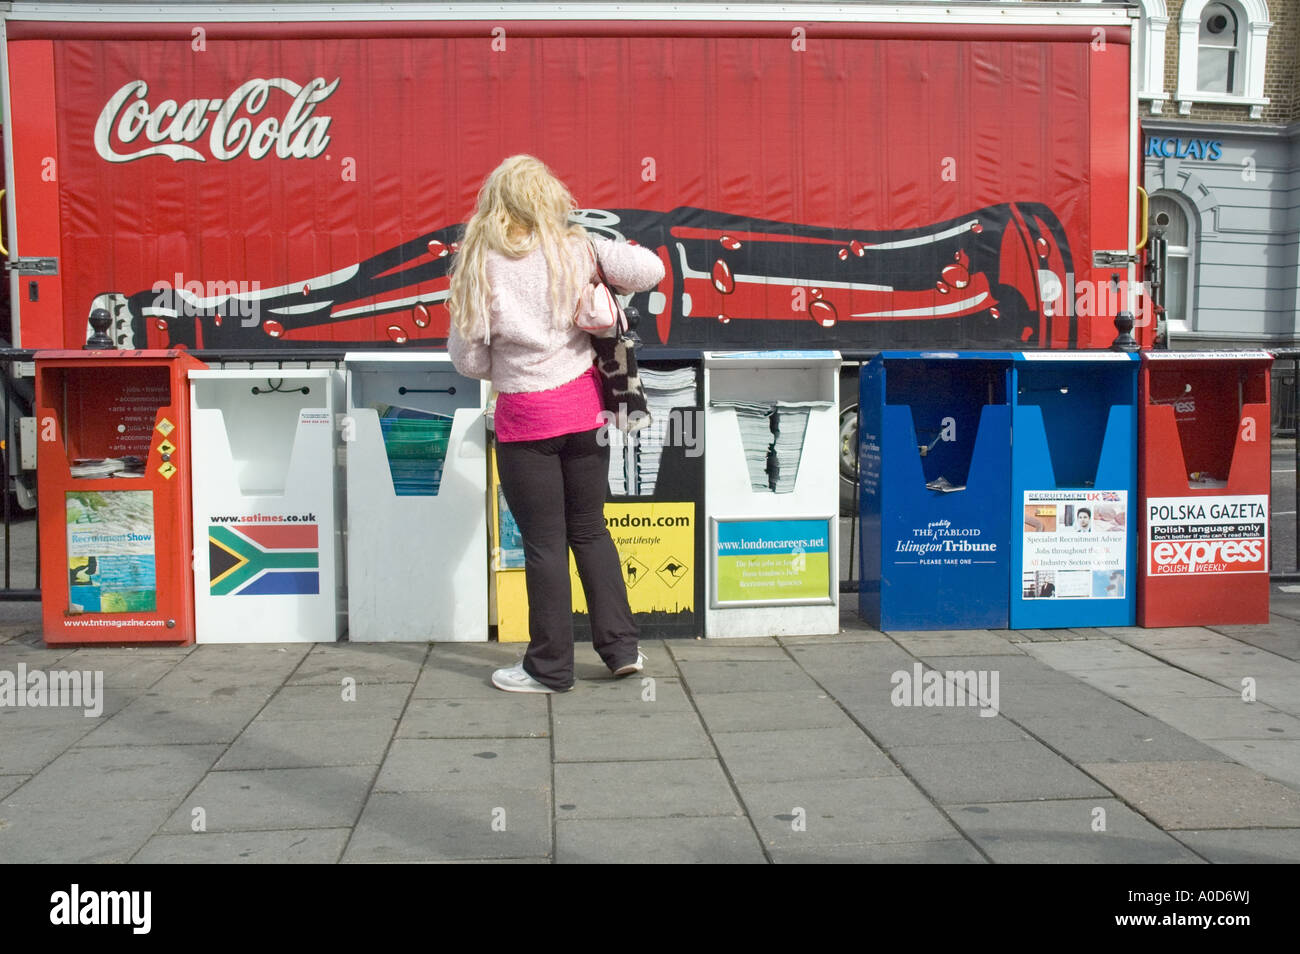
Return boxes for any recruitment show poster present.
[713,517,832,605]
[66,490,158,613]
[1021,490,1127,600]
[1145,495,1268,576]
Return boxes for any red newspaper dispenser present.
[36,349,207,645]
[1139,351,1272,627]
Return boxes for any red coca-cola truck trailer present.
[1,1,1148,508]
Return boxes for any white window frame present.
[1133,0,1171,113]
[1149,191,1198,338]
[1176,0,1271,118]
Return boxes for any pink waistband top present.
[494,364,605,442]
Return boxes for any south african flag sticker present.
[209,524,320,596]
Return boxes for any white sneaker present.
[492,661,560,694]
[612,650,646,678]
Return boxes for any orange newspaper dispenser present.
[36,349,207,644]
[1139,351,1272,627]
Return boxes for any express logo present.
[95,77,339,163]
[1151,539,1264,569]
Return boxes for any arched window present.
[1148,193,1196,336]
[1198,2,1240,93]
[1176,0,1271,117]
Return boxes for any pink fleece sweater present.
[447,235,665,396]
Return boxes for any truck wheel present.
[839,403,859,516]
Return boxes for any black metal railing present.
[1269,348,1300,580]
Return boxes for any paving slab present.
[1134,648,1290,684]
[888,630,1026,657]
[0,724,107,774]
[769,839,986,863]
[374,738,550,793]
[1083,760,1300,829]
[0,798,181,863]
[1013,710,1231,765]
[690,690,854,734]
[552,709,714,762]
[132,828,351,864]
[1171,828,1300,863]
[254,683,412,722]
[740,776,958,849]
[889,739,1110,805]
[949,799,1203,863]
[1208,739,1300,790]
[1210,620,1300,661]
[554,759,741,820]
[154,644,311,689]
[5,743,223,806]
[397,697,549,740]
[665,641,787,662]
[556,816,766,863]
[216,718,398,770]
[1069,665,1240,700]
[712,726,899,784]
[785,642,921,679]
[0,775,28,799]
[834,695,1030,747]
[0,688,133,725]
[1131,697,1300,742]
[1100,626,1232,650]
[11,657,182,698]
[160,766,374,833]
[921,654,1081,688]
[76,691,271,746]
[994,680,1149,719]
[778,630,890,645]
[676,660,819,694]
[548,676,695,713]
[1021,640,1169,672]
[288,644,428,686]
[342,789,552,862]
[0,645,79,668]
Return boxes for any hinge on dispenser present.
[1092,250,1138,268]
[5,257,58,275]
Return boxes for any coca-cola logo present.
[95,77,339,163]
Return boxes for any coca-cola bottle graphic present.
[90,202,1076,351]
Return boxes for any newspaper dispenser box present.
[1139,351,1272,627]
[36,349,207,645]
[189,367,344,643]
[344,353,489,642]
[1010,352,1139,629]
[491,353,706,642]
[859,352,1013,630]
[703,351,839,638]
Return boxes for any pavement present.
[3,591,1300,864]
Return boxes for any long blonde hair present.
[448,155,590,342]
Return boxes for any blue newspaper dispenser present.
[859,352,1013,630]
[1010,352,1139,629]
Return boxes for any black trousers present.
[496,428,639,690]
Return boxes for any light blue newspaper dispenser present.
[1010,352,1139,629]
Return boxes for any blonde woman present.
[448,156,665,693]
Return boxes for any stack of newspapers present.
[771,402,812,493]
[635,366,698,496]
[711,400,776,492]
